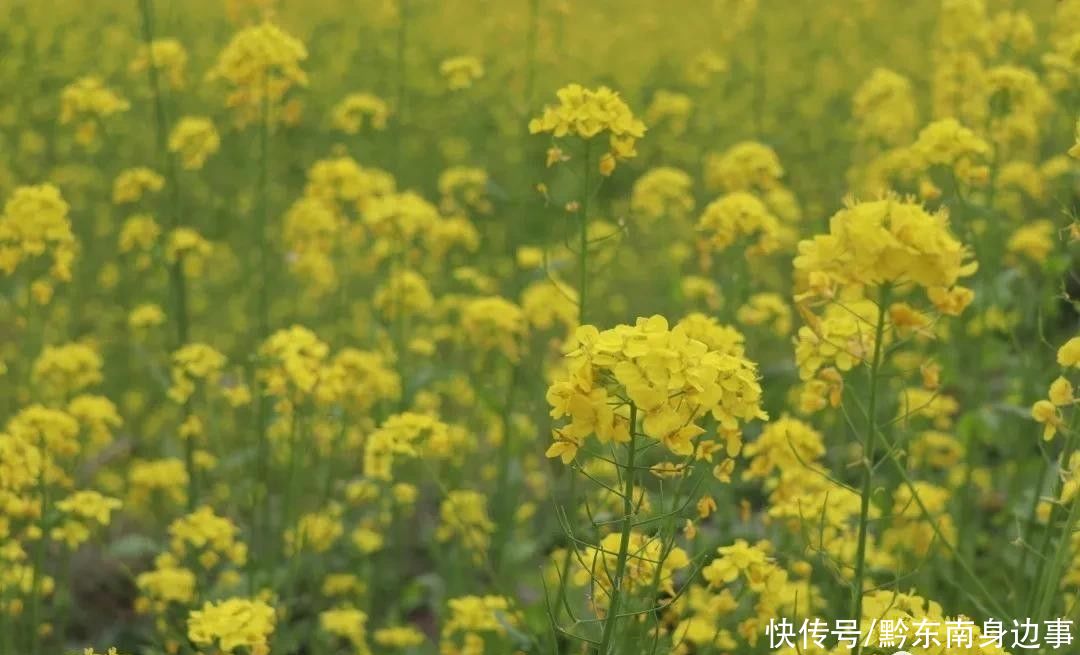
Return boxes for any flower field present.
[3,0,1080,654]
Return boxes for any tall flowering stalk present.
[136,0,199,509]
[529,83,645,625]
[208,19,308,583]
[1028,336,1080,621]
[793,196,976,654]
[545,316,767,652]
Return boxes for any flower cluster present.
[59,76,130,147]
[794,196,976,310]
[208,21,308,124]
[546,315,767,462]
[331,92,390,133]
[529,84,647,175]
[168,116,221,170]
[0,184,76,281]
[187,597,276,654]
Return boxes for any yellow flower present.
[59,76,129,146]
[795,196,976,301]
[704,141,783,193]
[32,343,103,396]
[439,56,484,90]
[1050,376,1075,406]
[435,490,495,562]
[331,92,390,133]
[137,554,197,608]
[257,325,329,398]
[129,304,166,329]
[0,184,76,280]
[1032,400,1063,441]
[168,117,220,170]
[912,118,991,184]
[373,269,434,319]
[165,227,213,277]
[697,191,782,257]
[130,38,188,89]
[188,598,275,654]
[697,495,717,519]
[460,296,528,361]
[320,606,370,650]
[287,510,344,554]
[168,343,227,404]
[547,315,766,461]
[1007,220,1056,265]
[545,146,568,167]
[1058,337,1080,367]
[56,490,122,525]
[645,89,693,134]
[529,83,646,170]
[208,21,308,125]
[374,625,425,648]
[631,167,695,223]
[113,168,165,205]
[852,68,918,145]
[169,506,247,566]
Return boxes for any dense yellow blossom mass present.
[1,1,1079,654]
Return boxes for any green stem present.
[551,472,578,626]
[493,358,521,569]
[183,401,198,511]
[879,432,1013,620]
[579,144,591,325]
[523,0,541,110]
[1018,448,1053,585]
[552,141,593,627]
[284,405,303,560]
[1028,426,1079,618]
[596,403,638,655]
[251,69,273,587]
[394,0,410,178]
[28,437,48,655]
[135,0,188,342]
[256,75,271,341]
[137,0,195,510]
[55,553,71,648]
[850,284,890,655]
[1035,486,1080,621]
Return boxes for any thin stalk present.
[1035,487,1080,621]
[579,144,592,325]
[493,357,522,569]
[1017,449,1053,582]
[750,1,766,139]
[551,473,578,626]
[393,0,410,177]
[523,0,541,110]
[552,141,593,627]
[849,284,890,655]
[256,75,271,341]
[1028,426,1078,617]
[55,553,71,648]
[183,401,197,511]
[878,431,1012,619]
[137,0,195,511]
[283,405,303,561]
[28,438,48,655]
[252,70,273,586]
[596,405,638,655]
[1,585,11,655]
